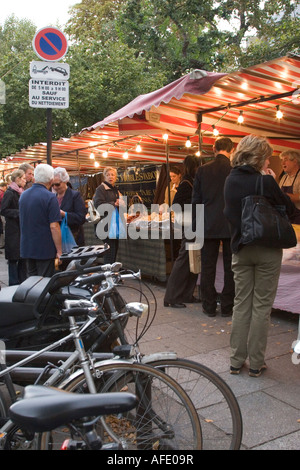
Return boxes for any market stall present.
[3,53,300,300]
[3,54,300,177]
[83,209,181,281]
[214,226,300,315]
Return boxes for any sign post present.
[30,27,69,165]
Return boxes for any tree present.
[0,12,166,159]
[66,40,167,130]
[0,16,76,158]
[1,1,300,159]
[66,0,300,78]
[238,1,300,67]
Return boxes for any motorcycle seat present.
[0,277,50,327]
[0,274,92,328]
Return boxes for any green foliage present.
[67,40,166,129]
[1,0,300,159]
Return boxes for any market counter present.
[83,223,177,281]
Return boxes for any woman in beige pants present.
[224,135,296,377]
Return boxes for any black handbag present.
[240,175,297,249]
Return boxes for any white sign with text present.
[29,78,69,109]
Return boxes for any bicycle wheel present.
[1,423,40,450]
[39,362,202,450]
[148,358,242,450]
[0,385,9,422]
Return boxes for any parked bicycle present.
[0,245,128,352]
[0,295,202,450]
[0,246,242,450]
[8,385,138,450]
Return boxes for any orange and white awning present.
[2,53,300,175]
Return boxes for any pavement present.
[0,249,300,450]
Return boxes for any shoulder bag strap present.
[254,175,263,195]
[181,179,193,188]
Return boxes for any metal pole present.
[76,150,82,190]
[197,114,203,164]
[47,108,52,165]
[165,143,174,266]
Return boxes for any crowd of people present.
[0,134,299,378]
[0,163,87,282]
[165,135,299,378]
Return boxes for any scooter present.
[0,245,126,351]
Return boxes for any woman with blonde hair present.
[224,135,295,377]
[93,167,125,263]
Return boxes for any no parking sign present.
[31,27,69,165]
[32,27,68,62]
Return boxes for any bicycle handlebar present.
[61,307,93,317]
[74,264,141,289]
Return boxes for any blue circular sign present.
[33,27,68,61]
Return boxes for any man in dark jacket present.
[19,164,62,277]
[192,137,235,317]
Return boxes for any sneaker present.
[230,366,241,375]
[249,364,267,377]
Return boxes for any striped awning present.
[2,53,300,175]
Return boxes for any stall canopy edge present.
[2,54,300,175]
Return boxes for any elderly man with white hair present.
[19,163,62,277]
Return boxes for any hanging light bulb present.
[163,133,169,141]
[237,110,244,123]
[94,161,100,168]
[276,105,283,119]
[185,137,192,148]
[89,152,95,159]
[135,144,142,153]
[103,151,108,158]
[212,125,219,137]
[123,151,129,159]
[195,150,201,157]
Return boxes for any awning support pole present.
[165,142,174,266]
[47,108,52,166]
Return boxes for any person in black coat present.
[224,134,296,377]
[192,137,235,317]
[93,166,125,264]
[1,169,27,285]
[164,155,200,308]
[53,167,87,247]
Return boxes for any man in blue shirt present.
[19,164,62,277]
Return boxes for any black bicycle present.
[0,297,202,450]
[1,247,242,450]
[8,385,138,450]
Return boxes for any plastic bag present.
[61,213,77,253]
[87,199,101,224]
[109,209,126,239]
[188,242,202,274]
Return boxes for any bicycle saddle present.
[9,385,138,434]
